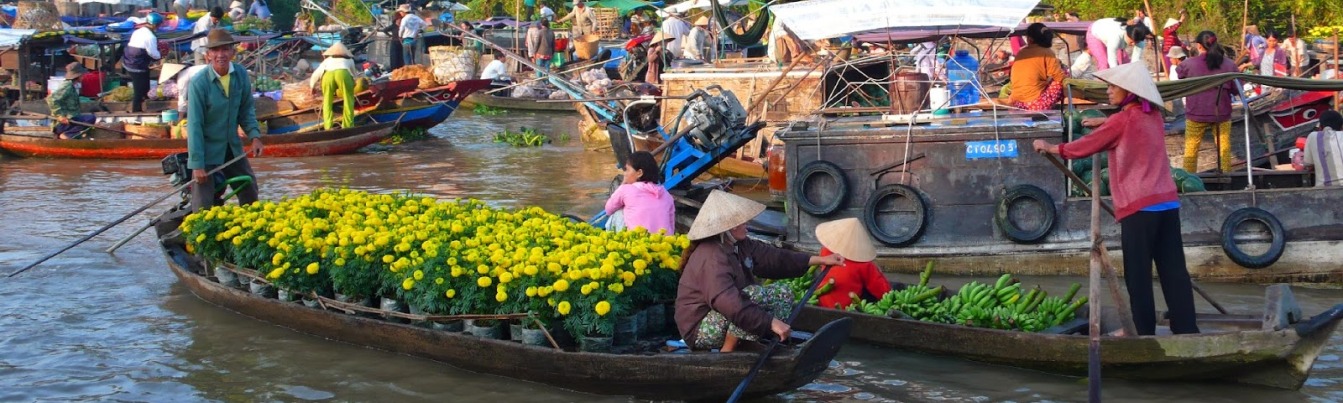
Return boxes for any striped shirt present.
[1303,128,1343,187]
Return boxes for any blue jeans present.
[402,38,417,66]
[54,114,96,138]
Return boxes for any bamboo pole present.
[1142,0,1161,79]
[1086,154,1103,403]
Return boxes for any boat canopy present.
[0,29,36,48]
[1066,72,1343,104]
[771,0,1041,41]
[851,21,1090,44]
[588,0,659,16]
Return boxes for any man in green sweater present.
[186,29,263,211]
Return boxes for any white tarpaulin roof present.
[664,0,749,14]
[76,0,154,6]
[0,29,37,48]
[770,0,1041,40]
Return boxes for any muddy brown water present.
[1,110,1339,402]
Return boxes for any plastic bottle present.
[947,49,981,107]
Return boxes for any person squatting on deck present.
[1084,16,1152,72]
[603,151,674,234]
[813,218,891,310]
[1176,31,1239,173]
[1007,23,1067,111]
[186,29,263,212]
[310,42,358,130]
[675,191,845,352]
[1301,110,1343,187]
[47,63,96,139]
[1033,62,1200,336]
[122,13,163,113]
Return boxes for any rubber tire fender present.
[862,184,929,247]
[995,184,1057,244]
[792,160,849,217]
[1220,207,1286,269]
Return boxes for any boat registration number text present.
[965,140,1018,160]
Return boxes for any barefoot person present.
[675,190,844,351]
[186,29,264,211]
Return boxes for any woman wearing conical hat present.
[674,190,844,352]
[813,218,891,309]
[309,42,358,130]
[1033,62,1199,336]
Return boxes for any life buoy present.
[995,185,1057,244]
[1220,207,1286,269]
[862,184,929,246]
[793,160,849,217]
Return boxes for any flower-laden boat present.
[0,122,396,159]
[152,189,850,400]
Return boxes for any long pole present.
[1086,154,1103,403]
[1142,0,1161,79]
[5,153,249,278]
[1240,0,1249,56]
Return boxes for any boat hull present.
[462,93,577,113]
[793,304,1343,390]
[156,237,850,400]
[0,123,396,159]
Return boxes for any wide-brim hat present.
[65,62,88,79]
[650,32,674,44]
[1163,18,1180,29]
[1093,62,1163,107]
[694,16,709,26]
[230,1,244,9]
[686,190,765,241]
[158,63,187,83]
[1166,46,1186,59]
[397,4,412,12]
[323,42,352,57]
[815,218,876,263]
[203,28,239,49]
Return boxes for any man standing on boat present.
[310,42,358,130]
[398,4,428,67]
[659,11,691,58]
[186,29,263,211]
[556,0,598,56]
[47,63,96,140]
[122,13,163,113]
[526,19,554,77]
[192,7,224,65]
[683,16,710,62]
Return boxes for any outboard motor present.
[679,85,746,150]
[161,152,193,207]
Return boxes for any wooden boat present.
[793,297,1343,390]
[461,92,578,113]
[264,79,421,134]
[0,123,396,159]
[369,80,493,129]
[152,223,853,400]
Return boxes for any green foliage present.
[380,127,432,145]
[473,104,507,115]
[494,127,550,147]
[269,0,300,31]
[330,0,375,27]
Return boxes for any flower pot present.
[431,320,465,332]
[464,319,505,339]
[509,322,525,342]
[643,304,665,334]
[302,297,322,309]
[380,297,408,323]
[335,293,373,316]
[407,304,432,328]
[213,266,239,288]
[277,289,302,303]
[520,328,550,347]
[248,279,277,298]
[613,315,639,346]
[578,335,613,353]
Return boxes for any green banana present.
[994,273,1013,289]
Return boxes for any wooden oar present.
[1040,152,1230,315]
[726,265,833,403]
[5,153,249,278]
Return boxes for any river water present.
[1,110,1339,402]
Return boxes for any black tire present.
[793,160,849,217]
[995,185,1057,244]
[862,184,929,246]
[1220,207,1286,269]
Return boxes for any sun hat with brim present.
[815,218,876,263]
[694,16,709,26]
[686,190,766,241]
[1093,62,1163,107]
[65,62,88,80]
[397,4,412,12]
[1163,18,1180,29]
[650,32,674,44]
[158,63,187,83]
[323,42,353,58]
[203,29,239,49]
[1166,46,1186,59]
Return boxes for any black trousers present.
[1119,208,1200,335]
[130,70,151,113]
[190,150,259,212]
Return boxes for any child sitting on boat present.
[813,218,892,309]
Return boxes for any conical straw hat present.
[686,190,765,241]
[814,218,876,263]
[1093,62,1163,106]
[158,63,186,83]
[323,42,352,58]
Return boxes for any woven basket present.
[124,123,170,139]
[594,8,620,40]
[574,34,601,60]
[15,1,61,30]
[88,122,125,140]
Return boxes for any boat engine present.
[161,152,193,207]
[679,86,747,150]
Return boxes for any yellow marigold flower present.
[558,301,572,315]
[335,257,346,266]
[402,278,415,290]
[607,283,624,294]
[632,259,647,270]
[580,283,593,295]
[272,253,284,265]
[267,267,285,279]
[537,286,552,297]
[595,300,611,316]
[382,255,395,264]
[499,272,514,284]
[477,265,490,274]
[445,289,457,298]
[413,270,424,280]
[477,276,492,287]
[525,286,538,297]
[553,279,570,292]
[306,262,320,275]
[523,265,538,276]
[495,292,508,302]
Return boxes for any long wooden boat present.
[152,223,852,400]
[0,122,396,159]
[793,298,1343,390]
[368,80,493,130]
[461,92,578,113]
[265,79,421,134]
